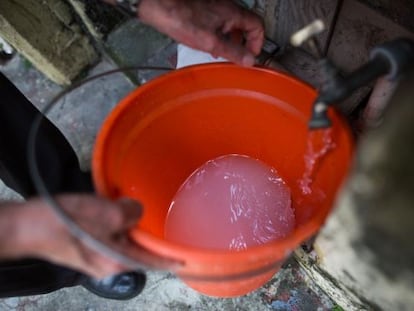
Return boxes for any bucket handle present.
[27,66,186,272]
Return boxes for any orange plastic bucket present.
[92,63,353,297]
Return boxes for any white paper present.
[176,44,227,69]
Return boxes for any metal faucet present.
[308,38,414,129]
[289,20,414,129]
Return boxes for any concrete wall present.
[0,0,98,85]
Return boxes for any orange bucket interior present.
[92,63,354,297]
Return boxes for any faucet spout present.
[309,102,331,129]
[309,38,414,129]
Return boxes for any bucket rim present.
[92,62,354,269]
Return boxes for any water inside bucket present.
[164,155,295,250]
[298,128,336,195]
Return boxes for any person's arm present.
[0,195,144,278]
[0,204,25,259]
[104,0,264,66]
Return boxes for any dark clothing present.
[0,72,93,297]
[0,259,82,297]
[0,73,93,197]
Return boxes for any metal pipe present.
[309,38,414,129]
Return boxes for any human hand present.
[6,195,162,279]
[138,0,264,66]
